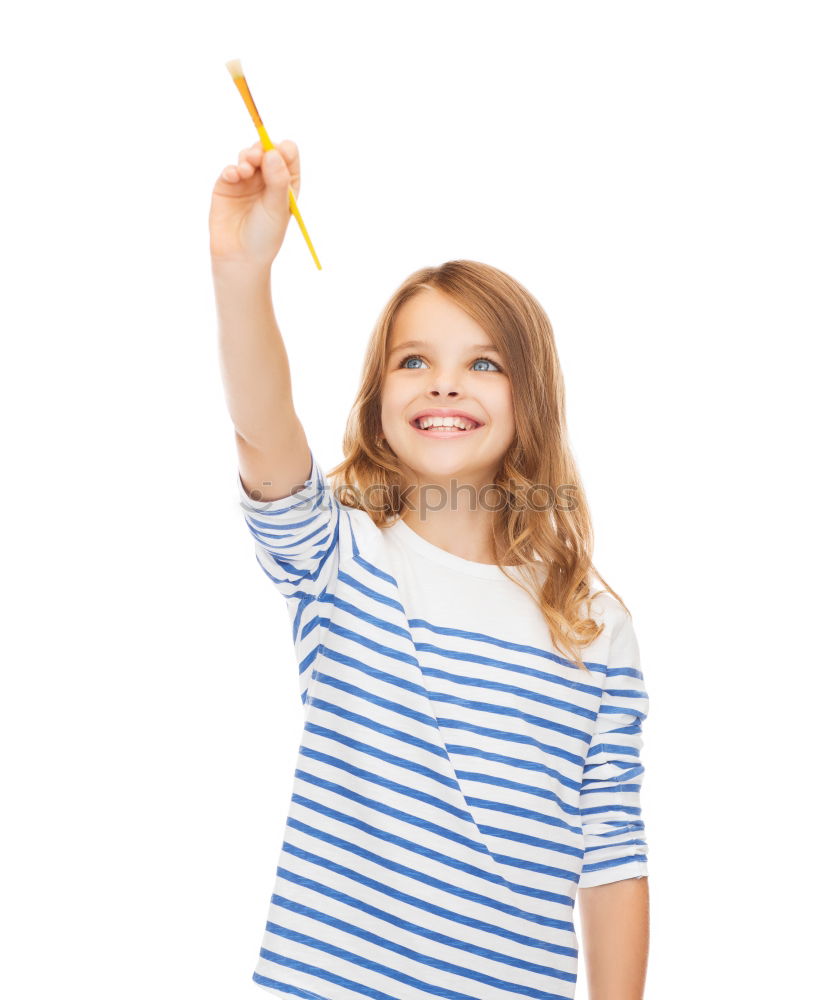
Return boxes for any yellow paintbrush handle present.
[286,189,322,270]
[256,126,322,270]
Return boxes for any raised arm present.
[209,139,311,501]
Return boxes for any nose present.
[427,372,463,397]
[423,361,467,398]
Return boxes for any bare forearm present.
[578,877,649,1000]
[211,259,297,449]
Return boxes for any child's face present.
[380,288,516,487]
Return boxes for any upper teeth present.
[416,416,477,430]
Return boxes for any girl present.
[210,140,650,1000]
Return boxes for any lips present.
[411,418,480,432]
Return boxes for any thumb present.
[261,147,289,188]
[259,148,291,223]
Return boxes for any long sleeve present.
[237,447,341,602]
[578,610,650,888]
[237,447,344,707]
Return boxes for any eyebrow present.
[388,339,501,356]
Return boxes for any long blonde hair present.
[326,259,629,672]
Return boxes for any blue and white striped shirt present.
[238,448,649,1000]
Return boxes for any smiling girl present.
[210,139,651,1000]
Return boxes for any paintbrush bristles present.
[225,58,244,79]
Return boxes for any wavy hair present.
[326,259,629,673]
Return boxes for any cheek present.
[382,377,412,407]
[489,384,515,417]
[380,388,405,424]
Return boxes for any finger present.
[228,158,253,180]
[277,139,299,165]
[219,165,239,182]
[237,146,258,167]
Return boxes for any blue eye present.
[398,353,503,372]
[472,358,501,372]
[398,354,425,369]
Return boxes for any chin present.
[400,449,487,479]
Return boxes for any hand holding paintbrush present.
[210,139,303,268]
[215,59,321,270]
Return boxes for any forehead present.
[389,288,492,349]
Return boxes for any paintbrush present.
[225,59,322,270]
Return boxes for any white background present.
[2,1,816,997]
